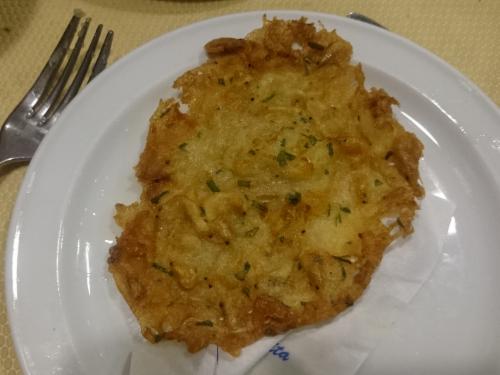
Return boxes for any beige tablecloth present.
[0,0,498,373]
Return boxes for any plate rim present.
[5,10,500,374]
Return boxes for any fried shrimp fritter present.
[108,17,424,356]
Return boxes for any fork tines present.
[28,14,113,128]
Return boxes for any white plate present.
[5,11,500,375]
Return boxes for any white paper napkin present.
[130,172,455,375]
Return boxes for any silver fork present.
[346,12,387,30]
[0,14,113,169]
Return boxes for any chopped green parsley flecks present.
[249,149,257,155]
[374,179,383,186]
[279,235,285,243]
[242,287,250,297]
[280,138,287,147]
[277,150,296,166]
[287,192,302,205]
[327,203,332,217]
[152,262,173,276]
[238,180,251,188]
[340,206,351,213]
[299,116,308,124]
[340,263,347,280]
[333,205,351,224]
[196,320,214,327]
[150,191,169,204]
[207,179,220,192]
[252,200,268,213]
[327,142,334,157]
[302,133,318,148]
[217,78,225,86]
[262,92,276,102]
[199,206,206,217]
[245,227,259,237]
[303,58,311,75]
[153,334,162,343]
[235,261,251,281]
[178,142,188,151]
[335,212,342,225]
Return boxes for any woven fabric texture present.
[0,0,498,373]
